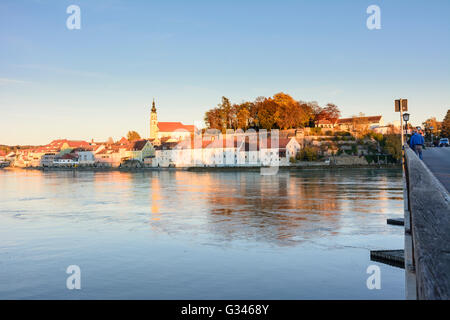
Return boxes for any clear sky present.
[1,0,449,145]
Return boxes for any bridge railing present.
[404,144,450,299]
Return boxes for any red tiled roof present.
[243,137,293,151]
[154,135,296,151]
[128,139,149,151]
[33,139,91,153]
[70,147,94,153]
[155,142,179,150]
[157,122,196,133]
[59,153,78,160]
[205,138,240,149]
[175,139,213,149]
[118,137,128,144]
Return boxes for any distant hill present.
[0,144,42,154]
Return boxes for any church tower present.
[150,99,159,140]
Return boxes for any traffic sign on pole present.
[395,99,408,112]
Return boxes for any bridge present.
[422,148,450,192]
[404,145,450,299]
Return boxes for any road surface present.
[422,147,450,192]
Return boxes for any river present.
[0,168,404,299]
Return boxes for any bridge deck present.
[422,147,450,192]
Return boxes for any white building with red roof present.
[315,116,383,132]
[151,133,300,168]
[11,139,93,167]
[316,119,336,129]
[336,115,383,131]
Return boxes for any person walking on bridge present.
[410,129,425,160]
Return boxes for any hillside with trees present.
[204,93,341,131]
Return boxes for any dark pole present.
[405,121,408,141]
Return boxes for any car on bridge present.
[439,138,449,147]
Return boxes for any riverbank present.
[188,163,400,172]
[2,163,400,173]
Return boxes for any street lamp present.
[403,113,410,138]
[430,126,434,146]
[403,112,410,122]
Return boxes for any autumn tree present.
[219,96,233,130]
[257,98,278,130]
[273,92,309,129]
[301,101,320,126]
[249,97,265,128]
[422,117,441,141]
[204,108,224,131]
[441,110,450,138]
[237,105,251,130]
[307,101,321,119]
[126,131,141,142]
[318,103,341,123]
[203,94,339,131]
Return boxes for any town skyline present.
[1,0,449,145]
[1,95,446,147]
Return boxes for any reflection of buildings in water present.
[150,175,161,221]
[335,171,403,227]
[305,170,403,230]
[204,171,343,245]
[148,170,217,225]
[33,169,400,245]
[94,171,140,218]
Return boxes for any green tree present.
[382,134,401,161]
[298,146,319,161]
[126,131,141,142]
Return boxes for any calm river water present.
[0,168,405,299]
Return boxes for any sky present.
[1,0,449,145]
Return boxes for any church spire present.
[151,99,157,112]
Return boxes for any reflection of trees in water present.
[205,171,343,246]
[327,169,403,219]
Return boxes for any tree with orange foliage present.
[204,93,338,131]
[316,103,341,123]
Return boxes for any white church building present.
[149,100,197,143]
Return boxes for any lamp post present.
[395,99,408,146]
[430,126,434,146]
[403,113,410,140]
